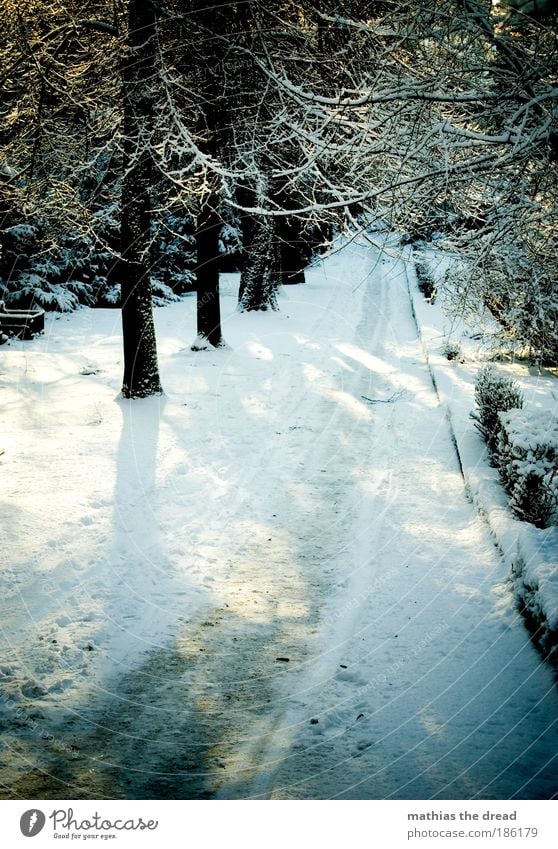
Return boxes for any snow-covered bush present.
[472,366,523,457]
[497,410,558,528]
[441,339,462,361]
[472,368,557,527]
[1,223,94,311]
[1,205,198,311]
[10,270,93,311]
[151,278,181,307]
[0,219,42,304]
[1,208,114,310]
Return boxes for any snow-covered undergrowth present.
[498,408,558,529]
[418,243,558,366]
[2,239,558,800]
[0,210,199,312]
[407,247,558,663]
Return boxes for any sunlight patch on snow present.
[430,360,473,394]
[246,341,274,361]
[419,709,446,740]
[330,355,355,373]
[242,394,273,419]
[208,524,309,623]
[302,363,372,421]
[5,353,82,388]
[402,518,460,545]
[452,582,484,599]
[390,371,438,407]
[336,342,394,375]
[293,333,321,351]
[302,362,326,385]
[338,340,438,407]
[490,585,521,618]
[326,388,373,422]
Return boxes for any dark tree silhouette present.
[120,0,162,397]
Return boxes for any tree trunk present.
[238,178,279,312]
[192,187,225,349]
[120,0,162,399]
[191,62,225,349]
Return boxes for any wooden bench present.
[0,302,45,340]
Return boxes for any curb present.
[403,252,558,665]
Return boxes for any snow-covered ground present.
[407,246,558,660]
[1,241,558,800]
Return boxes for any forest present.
[2,1,557,383]
[1,0,558,804]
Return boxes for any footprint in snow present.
[79,516,95,526]
[354,741,375,757]
[20,680,48,699]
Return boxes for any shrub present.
[472,366,523,457]
[497,409,558,528]
[442,339,462,361]
[414,256,436,302]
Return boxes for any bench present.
[0,301,45,340]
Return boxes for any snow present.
[406,248,558,660]
[1,240,558,800]
[499,409,558,455]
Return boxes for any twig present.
[361,390,406,404]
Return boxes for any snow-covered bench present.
[0,301,45,340]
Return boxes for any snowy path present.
[1,241,558,799]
